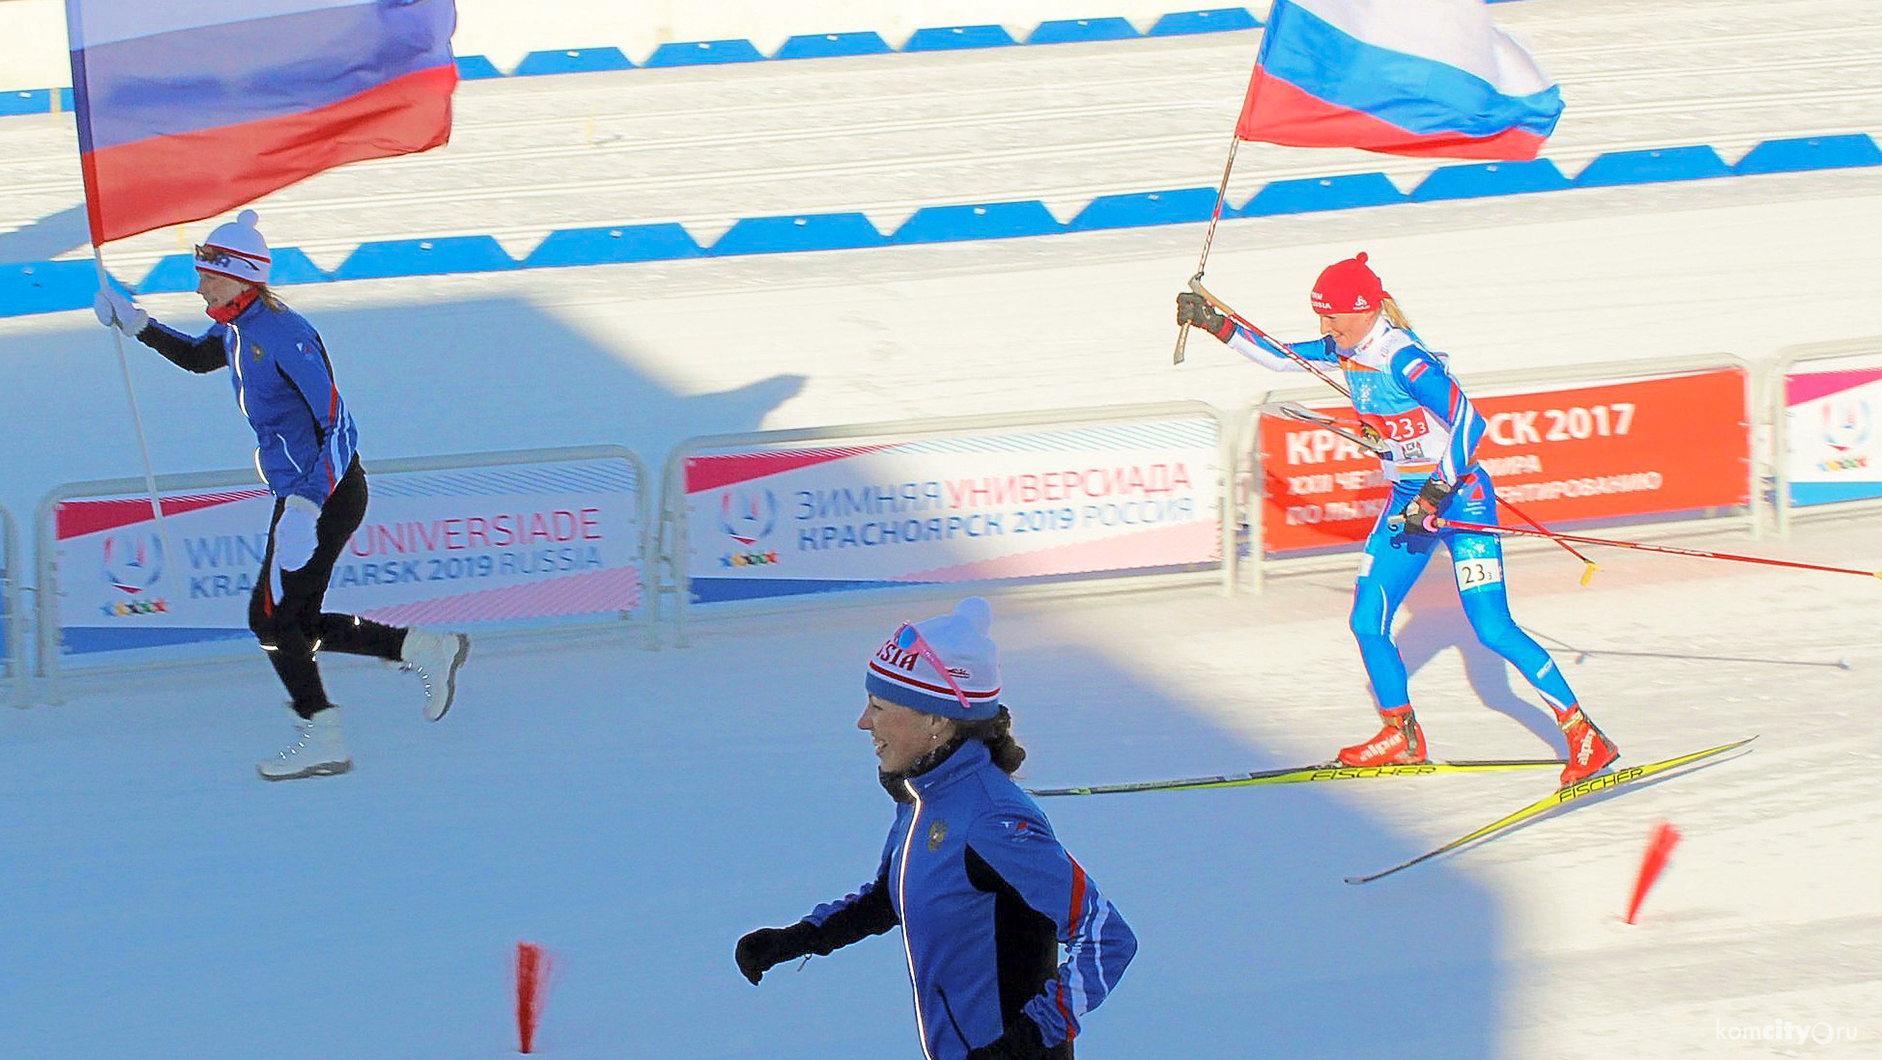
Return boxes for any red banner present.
[1258,368,1750,556]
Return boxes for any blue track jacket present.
[803,740,1136,1060]
[141,298,359,507]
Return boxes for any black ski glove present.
[965,1017,1048,1060]
[1175,291,1235,342]
[735,922,821,984]
[1397,477,1455,534]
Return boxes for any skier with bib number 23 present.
[1177,252,1618,788]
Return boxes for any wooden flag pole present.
[1174,135,1243,365]
[91,248,177,569]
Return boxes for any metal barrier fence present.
[1238,354,1757,590]
[0,504,20,704]
[1769,336,1882,536]
[655,402,1236,644]
[33,446,651,696]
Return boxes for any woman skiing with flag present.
[1177,253,1618,787]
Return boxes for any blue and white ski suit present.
[1226,315,1580,717]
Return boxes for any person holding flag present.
[93,211,470,781]
[1176,255,1618,787]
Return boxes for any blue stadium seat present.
[1241,173,1404,216]
[644,40,765,67]
[512,48,634,77]
[1574,146,1731,187]
[711,214,886,256]
[0,260,98,318]
[1026,18,1141,45]
[903,25,1017,51]
[1734,135,1882,175]
[1410,160,1572,202]
[1069,188,1221,231]
[772,32,894,60]
[891,202,1062,244]
[454,55,504,80]
[524,225,704,267]
[1146,9,1260,36]
[331,237,517,281]
[0,89,54,117]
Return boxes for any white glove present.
[92,286,148,336]
[274,496,321,573]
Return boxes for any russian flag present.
[67,0,458,244]
[1236,0,1563,161]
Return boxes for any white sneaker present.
[257,707,352,781]
[399,628,471,721]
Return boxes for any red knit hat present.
[1310,252,1387,314]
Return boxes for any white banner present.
[53,453,644,659]
[1783,357,1882,507]
[681,419,1222,604]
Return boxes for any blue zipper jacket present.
[140,298,359,507]
[802,740,1136,1060]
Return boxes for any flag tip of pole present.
[1580,562,1600,587]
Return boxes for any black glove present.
[1397,477,1455,534]
[965,1017,1048,1060]
[735,922,821,984]
[1175,291,1235,341]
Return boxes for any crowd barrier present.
[31,446,651,700]
[1770,335,1882,535]
[4,133,1875,320]
[654,402,1235,644]
[7,352,1877,686]
[0,504,20,704]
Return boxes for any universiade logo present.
[101,533,163,594]
[719,488,781,569]
[1714,1019,1858,1045]
[1817,395,1874,472]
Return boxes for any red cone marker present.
[1624,823,1681,924]
[516,941,551,1053]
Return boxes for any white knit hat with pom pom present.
[865,597,1003,720]
[194,209,271,284]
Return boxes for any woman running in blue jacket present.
[1177,253,1619,788]
[94,210,470,781]
[736,598,1136,1060]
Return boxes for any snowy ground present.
[3,1,1882,1058]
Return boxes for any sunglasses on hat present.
[894,621,974,717]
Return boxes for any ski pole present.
[1496,498,1601,584]
[1427,518,1882,580]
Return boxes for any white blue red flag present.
[1236,0,1562,160]
[66,0,458,244]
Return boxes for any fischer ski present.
[1028,758,1564,797]
[1344,736,1758,885]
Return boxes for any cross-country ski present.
[1344,737,1759,885]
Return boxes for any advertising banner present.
[53,456,643,659]
[1782,358,1882,507]
[1258,367,1750,557]
[681,419,1222,604]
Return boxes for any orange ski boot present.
[1557,707,1620,786]
[1337,706,1428,767]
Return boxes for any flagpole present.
[91,247,177,572]
[1174,134,1243,365]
